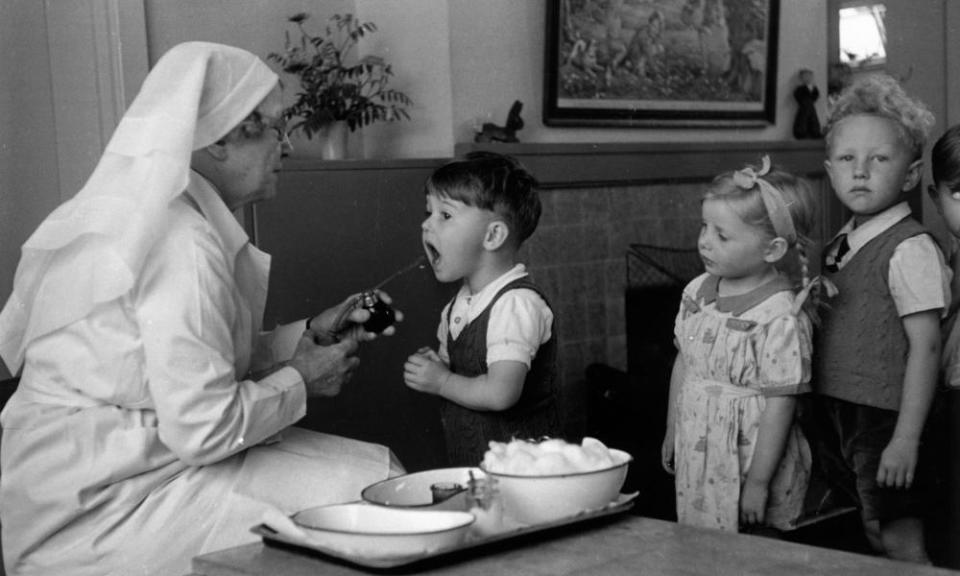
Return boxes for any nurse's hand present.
[288,333,360,397]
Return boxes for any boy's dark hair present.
[426,151,541,245]
[932,123,960,190]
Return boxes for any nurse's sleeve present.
[135,226,306,466]
[250,320,306,373]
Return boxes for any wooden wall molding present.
[283,141,827,190]
[455,141,827,189]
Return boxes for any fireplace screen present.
[626,243,703,289]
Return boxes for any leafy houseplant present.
[268,12,413,140]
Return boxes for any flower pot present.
[291,121,349,160]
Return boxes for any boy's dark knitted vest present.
[814,217,929,410]
[441,278,561,466]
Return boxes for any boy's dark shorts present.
[803,394,942,523]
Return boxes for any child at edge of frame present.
[661,154,823,535]
[923,123,960,568]
[402,151,563,467]
[808,73,949,564]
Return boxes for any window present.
[838,3,886,68]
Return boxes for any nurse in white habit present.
[0,42,404,575]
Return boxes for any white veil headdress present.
[0,41,278,373]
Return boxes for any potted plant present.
[269,12,413,158]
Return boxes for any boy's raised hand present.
[403,347,449,395]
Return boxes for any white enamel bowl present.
[291,503,475,560]
[361,467,484,511]
[480,449,632,525]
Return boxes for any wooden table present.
[190,514,958,575]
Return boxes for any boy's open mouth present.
[424,241,441,265]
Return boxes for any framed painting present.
[543,0,780,127]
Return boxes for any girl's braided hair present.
[705,157,823,321]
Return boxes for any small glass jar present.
[466,471,503,535]
[430,482,465,505]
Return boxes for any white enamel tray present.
[253,492,638,569]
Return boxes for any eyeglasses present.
[240,115,291,147]
[264,118,291,147]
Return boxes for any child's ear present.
[764,237,789,263]
[902,159,923,191]
[823,159,837,186]
[483,220,510,251]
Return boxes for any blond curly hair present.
[824,74,935,160]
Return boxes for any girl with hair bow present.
[662,156,822,533]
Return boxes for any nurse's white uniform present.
[0,43,400,576]
[0,173,399,576]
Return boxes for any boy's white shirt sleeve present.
[486,289,553,368]
[888,234,950,318]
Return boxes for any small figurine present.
[792,68,822,139]
[474,101,524,143]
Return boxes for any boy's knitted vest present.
[441,278,561,466]
[814,217,929,410]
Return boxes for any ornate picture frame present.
[543,0,780,127]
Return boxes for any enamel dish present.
[361,467,484,511]
[287,503,474,561]
[480,449,633,525]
